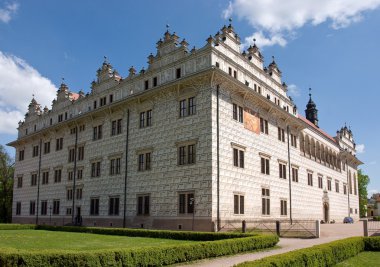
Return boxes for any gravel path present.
[177,223,363,267]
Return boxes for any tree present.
[0,145,14,223]
[357,169,370,218]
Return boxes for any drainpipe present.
[216,85,221,231]
[71,126,78,225]
[287,126,293,224]
[36,138,42,225]
[346,159,350,217]
[123,109,130,228]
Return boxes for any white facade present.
[9,24,362,231]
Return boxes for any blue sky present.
[0,0,379,195]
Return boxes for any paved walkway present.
[178,223,363,267]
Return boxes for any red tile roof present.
[298,115,336,143]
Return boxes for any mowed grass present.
[335,251,380,266]
[0,230,195,251]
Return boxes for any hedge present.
[35,225,253,241]
[237,236,380,267]
[0,233,279,266]
[373,216,380,221]
[0,224,36,230]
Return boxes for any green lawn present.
[335,251,380,266]
[0,229,195,251]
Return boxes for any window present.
[261,157,270,175]
[70,127,77,135]
[350,208,353,214]
[67,189,73,200]
[44,142,50,154]
[153,76,158,87]
[262,188,270,215]
[258,86,262,94]
[42,171,49,185]
[90,198,99,215]
[278,127,285,142]
[29,201,35,215]
[355,208,358,214]
[79,124,85,132]
[137,195,150,215]
[280,200,287,216]
[58,114,63,122]
[93,100,97,109]
[178,144,196,165]
[176,67,181,79]
[91,162,101,177]
[76,188,82,200]
[15,202,21,215]
[291,134,297,148]
[17,176,23,188]
[228,67,232,76]
[234,194,244,214]
[327,179,332,191]
[353,173,357,195]
[77,169,83,180]
[233,148,244,168]
[343,184,347,195]
[32,145,39,157]
[78,146,84,161]
[53,200,60,215]
[109,94,113,103]
[68,171,73,181]
[50,118,52,125]
[292,167,298,182]
[100,96,106,106]
[54,169,62,183]
[109,197,120,215]
[279,163,286,179]
[318,176,323,189]
[66,208,72,215]
[18,150,24,161]
[144,80,149,90]
[215,62,220,68]
[138,153,151,171]
[31,173,37,186]
[68,148,75,162]
[41,200,47,215]
[111,119,122,135]
[179,97,196,117]
[110,158,121,175]
[178,192,194,214]
[260,118,269,134]
[335,180,339,193]
[233,70,237,78]
[232,104,243,123]
[65,112,68,120]
[93,125,103,140]
[139,111,152,128]
[307,172,313,186]
[56,138,63,151]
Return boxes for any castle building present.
[9,23,362,231]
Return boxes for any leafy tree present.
[0,145,14,223]
[357,169,370,218]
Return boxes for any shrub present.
[373,216,380,221]
[0,234,279,266]
[364,236,380,251]
[237,237,365,267]
[0,224,36,230]
[35,225,253,241]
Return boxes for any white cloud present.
[223,0,380,47]
[287,84,301,97]
[0,51,57,134]
[356,144,365,154]
[244,31,287,48]
[0,2,19,23]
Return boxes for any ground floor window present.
[262,188,270,215]
[109,197,120,216]
[280,200,287,216]
[53,200,60,215]
[16,202,21,215]
[137,195,150,215]
[234,194,244,214]
[41,200,47,215]
[90,198,99,215]
[178,192,194,214]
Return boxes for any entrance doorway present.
[323,203,329,223]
